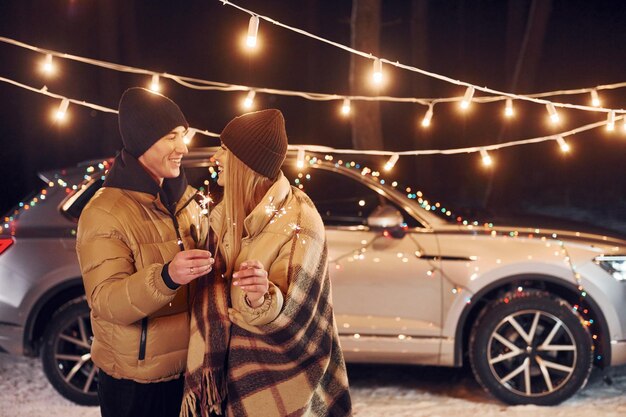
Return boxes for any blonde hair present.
[217,150,272,276]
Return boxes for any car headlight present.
[595,255,626,282]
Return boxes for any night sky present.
[1,0,625,232]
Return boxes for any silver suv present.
[1,148,625,406]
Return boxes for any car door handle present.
[417,254,475,261]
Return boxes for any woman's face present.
[213,144,228,187]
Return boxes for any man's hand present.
[232,260,269,308]
[169,249,214,285]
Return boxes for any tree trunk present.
[96,1,125,156]
[409,0,436,190]
[482,0,553,209]
[349,0,383,150]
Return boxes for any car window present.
[60,178,105,221]
[283,165,421,228]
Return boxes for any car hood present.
[433,219,626,248]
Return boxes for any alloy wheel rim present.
[487,309,577,397]
[52,312,98,395]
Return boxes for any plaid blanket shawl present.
[182,191,352,417]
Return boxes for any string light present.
[607,111,615,131]
[246,15,260,48]
[54,98,70,122]
[243,90,256,109]
[421,105,434,127]
[1,76,221,139]
[41,53,55,75]
[384,154,399,171]
[217,2,626,117]
[460,86,475,110]
[546,103,560,124]
[341,98,351,115]
[4,36,626,120]
[504,98,514,117]
[296,148,305,168]
[372,58,383,85]
[590,89,601,107]
[1,76,623,164]
[149,74,160,92]
[479,148,492,167]
[556,135,570,153]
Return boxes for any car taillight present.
[0,238,14,255]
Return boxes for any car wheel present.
[41,299,99,406]
[469,290,593,405]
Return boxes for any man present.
[76,87,213,417]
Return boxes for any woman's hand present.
[232,260,269,308]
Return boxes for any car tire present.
[469,290,593,405]
[41,299,99,406]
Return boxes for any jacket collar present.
[243,171,292,239]
[103,148,188,215]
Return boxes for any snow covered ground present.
[1,353,624,417]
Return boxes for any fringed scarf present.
[181,230,230,417]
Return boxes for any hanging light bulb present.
[460,86,475,110]
[421,106,434,127]
[479,148,492,167]
[590,89,601,107]
[54,98,70,122]
[504,98,514,117]
[149,74,161,92]
[296,148,305,169]
[556,136,570,153]
[606,111,616,131]
[183,128,196,145]
[243,90,256,109]
[41,54,56,75]
[246,15,260,48]
[341,98,351,115]
[372,58,383,85]
[546,103,560,124]
[384,154,399,171]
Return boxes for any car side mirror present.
[367,205,406,238]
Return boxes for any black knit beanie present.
[118,87,189,158]
[220,109,288,179]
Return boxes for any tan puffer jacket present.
[77,172,206,382]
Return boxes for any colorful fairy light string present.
[1,160,111,235]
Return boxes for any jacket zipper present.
[139,317,148,360]
[137,210,186,361]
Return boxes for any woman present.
[181,109,352,417]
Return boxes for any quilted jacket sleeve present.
[76,205,177,326]
[229,236,293,327]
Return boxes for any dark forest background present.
[1,0,625,233]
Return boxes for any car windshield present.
[296,155,468,226]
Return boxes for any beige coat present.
[183,171,352,417]
[209,172,299,328]
[77,184,205,382]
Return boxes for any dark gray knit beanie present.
[118,87,189,158]
[220,109,288,179]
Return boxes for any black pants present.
[97,370,184,417]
